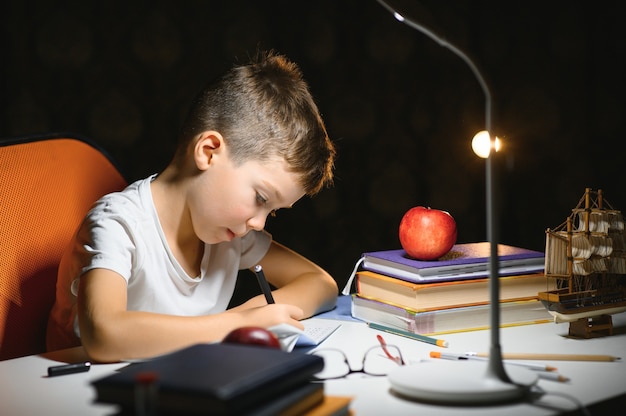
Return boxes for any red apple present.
[399,206,457,260]
[222,326,281,349]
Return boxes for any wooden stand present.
[569,315,613,338]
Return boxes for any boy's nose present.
[247,214,267,231]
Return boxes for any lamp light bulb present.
[472,130,501,158]
[393,12,405,22]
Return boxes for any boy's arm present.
[250,241,338,317]
[77,268,303,363]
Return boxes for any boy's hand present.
[237,303,304,330]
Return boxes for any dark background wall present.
[2,0,625,295]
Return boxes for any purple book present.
[361,242,545,283]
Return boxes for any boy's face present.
[189,150,305,244]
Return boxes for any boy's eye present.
[256,193,268,205]
[256,193,277,217]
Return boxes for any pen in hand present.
[253,264,275,304]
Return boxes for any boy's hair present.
[176,50,335,196]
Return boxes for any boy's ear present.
[194,131,224,170]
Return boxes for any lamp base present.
[388,360,537,405]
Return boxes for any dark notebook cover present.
[110,381,324,416]
[91,343,324,415]
[362,242,545,283]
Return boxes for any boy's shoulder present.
[89,176,154,220]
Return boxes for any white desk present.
[1,296,625,415]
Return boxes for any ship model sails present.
[538,188,626,335]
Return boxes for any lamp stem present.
[376,0,511,383]
[486,148,509,381]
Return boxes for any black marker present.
[253,264,275,304]
[47,361,91,377]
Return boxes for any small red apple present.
[399,206,457,260]
[222,326,281,349]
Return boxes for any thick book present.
[91,343,324,415]
[304,395,353,416]
[356,270,555,311]
[111,382,324,416]
[361,242,545,283]
[351,294,552,335]
[251,382,324,416]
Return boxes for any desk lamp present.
[375,0,538,404]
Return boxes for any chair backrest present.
[0,133,128,360]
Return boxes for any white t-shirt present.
[47,175,271,349]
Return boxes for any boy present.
[46,51,338,363]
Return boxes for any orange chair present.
[0,133,128,360]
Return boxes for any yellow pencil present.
[368,322,449,347]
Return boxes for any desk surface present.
[1,296,625,415]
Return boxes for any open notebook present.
[269,319,341,352]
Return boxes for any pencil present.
[253,265,275,304]
[537,372,570,383]
[470,352,621,362]
[368,322,448,348]
[430,351,557,371]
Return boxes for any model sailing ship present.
[538,188,626,337]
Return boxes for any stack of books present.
[91,343,353,415]
[349,242,555,336]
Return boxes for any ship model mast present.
[538,188,626,338]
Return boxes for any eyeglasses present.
[311,335,406,380]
